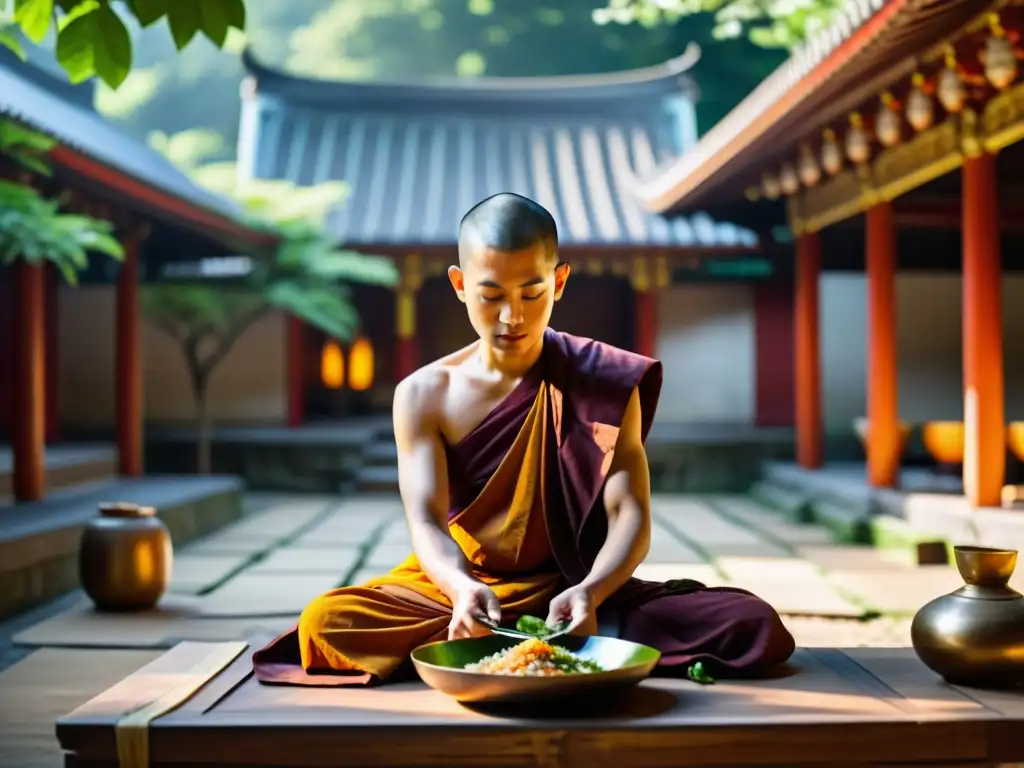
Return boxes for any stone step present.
[362,440,397,467]
[0,476,244,620]
[357,465,399,493]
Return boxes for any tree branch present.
[197,303,270,381]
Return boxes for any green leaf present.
[199,0,245,45]
[14,0,53,44]
[127,0,166,27]
[687,661,715,685]
[55,6,99,83]
[0,24,25,60]
[166,0,201,50]
[92,5,131,88]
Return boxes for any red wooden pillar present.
[287,315,305,427]
[795,232,822,469]
[962,152,1004,508]
[753,282,795,427]
[865,202,900,487]
[45,263,60,444]
[630,258,658,358]
[395,288,418,382]
[116,232,143,477]
[13,260,46,501]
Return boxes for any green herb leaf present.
[54,6,97,83]
[687,661,715,685]
[92,5,131,88]
[198,0,245,46]
[514,615,549,638]
[14,0,53,43]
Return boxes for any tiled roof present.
[0,45,246,229]
[239,50,759,250]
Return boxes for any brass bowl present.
[922,421,965,465]
[411,634,661,704]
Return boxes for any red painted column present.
[45,263,60,444]
[13,260,46,501]
[633,289,657,359]
[962,152,1004,508]
[753,282,795,427]
[794,232,822,469]
[287,315,305,427]
[116,231,143,477]
[395,288,418,382]
[866,202,900,487]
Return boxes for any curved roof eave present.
[240,45,702,105]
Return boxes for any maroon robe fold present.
[252,328,794,685]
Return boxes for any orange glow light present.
[321,340,345,389]
[348,336,374,391]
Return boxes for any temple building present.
[236,48,799,428]
[631,0,1024,508]
[0,43,273,502]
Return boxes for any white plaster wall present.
[58,286,288,428]
[820,274,1024,432]
[654,284,756,423]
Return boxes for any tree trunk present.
[191,374,212,475]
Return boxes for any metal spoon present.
[474,615,573,641]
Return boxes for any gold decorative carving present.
[983,80,1024,152]
[874,117,963,199]
[629,258,651,292]
[794,168,866,233]
[611,260,628,278]
[400,253,423,291]
[653,255,670,289]
[584,258,604,276]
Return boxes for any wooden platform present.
[57,641,1024,768]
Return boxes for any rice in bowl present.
[464,638,603,676]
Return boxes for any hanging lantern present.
[797,142,822,187]
[347,336,375,391]
[981,13,1018,90]
[905,72,934,132]
[779,163,799,195]
[761,171,781,200]
[937,48,966,113]
[845,112,871,165]
[875,92,902,148]
[820,128,844,175]
[320,340,345,390]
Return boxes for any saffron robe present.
[253,329,795,686]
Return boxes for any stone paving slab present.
[632,563,726,587]
[643,534,705,564]
[796,544,916,571]
[198,573,341,617]
[347,566,393,585]
[652,497,764,546]
[167,554,250,594]
[11,595,293,648]
[711,495,834,545]
[363,542,415,570]
[718,555,864,618]
[826,567,965,615]
[179,533,274,557]
[246,546,361,576]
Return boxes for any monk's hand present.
[546,585,594,635]
[449,581,501,640]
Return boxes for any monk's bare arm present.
[393,373,479,601]
[582,385,652,606]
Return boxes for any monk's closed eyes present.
[252,192,795,687]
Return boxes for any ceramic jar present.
[79,502,173,611]
[911,546,1024,689]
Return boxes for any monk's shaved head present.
[458,193,558,266]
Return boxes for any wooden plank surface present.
[56,643,1024,767]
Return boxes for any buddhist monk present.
[253,193,795,687]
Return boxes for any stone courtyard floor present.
[0,490,1009,767]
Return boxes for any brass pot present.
[910,546,1024,689]
[79,502,173,611]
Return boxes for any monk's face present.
[448,240,570,355]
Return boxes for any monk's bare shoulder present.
[392,343,479,434]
